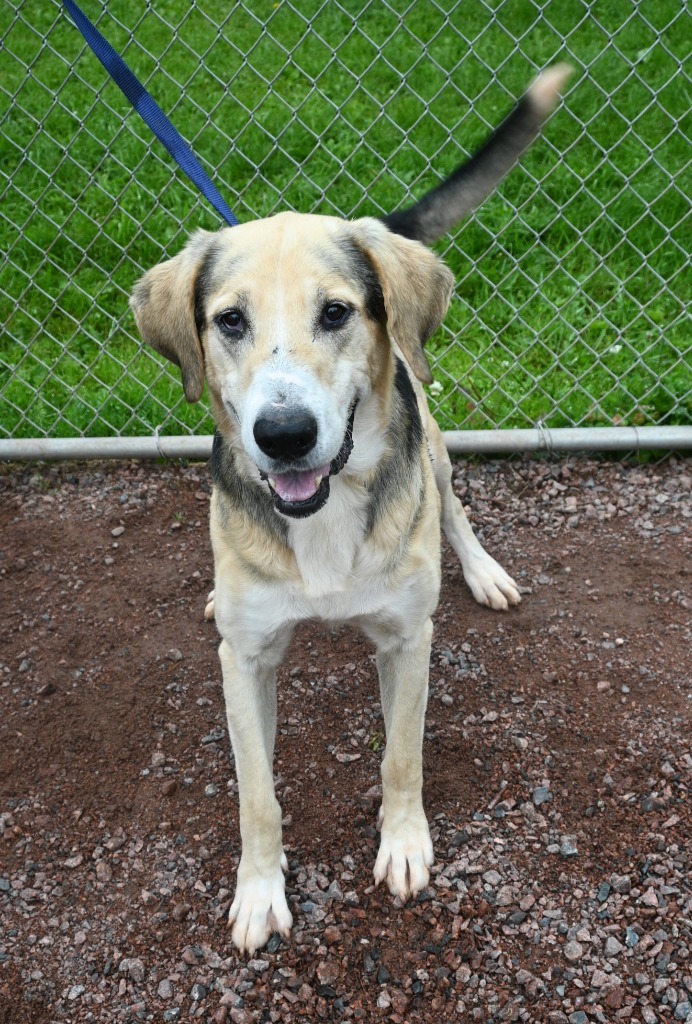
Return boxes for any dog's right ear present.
[130,229,217,403]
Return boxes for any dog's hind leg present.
[426,411,521,610]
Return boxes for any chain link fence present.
[1,0,689,456]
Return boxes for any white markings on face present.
[240,353,355,472]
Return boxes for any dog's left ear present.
[130,229,217,403]
[351,219,454,384]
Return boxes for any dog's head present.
[130,213,453,517]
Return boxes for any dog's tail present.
[381,64,572,246]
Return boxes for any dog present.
[130,65,570,954]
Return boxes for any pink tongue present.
[271,465,330,503]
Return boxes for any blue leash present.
[62,0,238,228]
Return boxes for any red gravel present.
[0,456,690,1024]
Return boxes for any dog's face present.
[131,212,452,517]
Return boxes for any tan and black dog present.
[131,65,570,954]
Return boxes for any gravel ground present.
[0,455,690,1024]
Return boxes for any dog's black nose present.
[254,409,318,460]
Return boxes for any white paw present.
[374,813,433,901]
[463,552,521,611]
[229,856,292,955]
[204,589,215,621]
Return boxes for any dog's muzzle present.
[259,405,356,519]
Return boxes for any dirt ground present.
[0,455,690,1024]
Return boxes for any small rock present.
[167,648,183,662]
[204,783,219,797]
[639,887,659,907]
[625,925,639,947]
[532,786,553,806]
[569,1012,588,1024]
[560,835,578,858]
[483,869,502,886]
[611,874,631,894]
[162,779,178,797]
[496,885,514,907]
[95,861,112,883]
[247,959,269,975]
[515,969,542,996]
[597,882,611,902]
[119,957,145,983]
[191,983,207,1001]
[151,752,166,767]
[68,985,85,1001]
[63,854,84,869]
[111,526,125,537]
[316,961,340,986]
[604,987,624,1010]
[171,903,191,923]
[605,936,624,957]
[158,979,174,999]
[564,940,583,962]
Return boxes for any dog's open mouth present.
[264,405,356,519]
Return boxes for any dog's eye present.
[321,302,350,329]
[218,309,245,335]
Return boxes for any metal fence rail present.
[1,0,690,457]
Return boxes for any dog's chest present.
[287,480,373,600]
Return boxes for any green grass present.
[1,0,689,439]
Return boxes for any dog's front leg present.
[370,618,434,900]
[219,638,292,954]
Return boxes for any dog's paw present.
[463,552,521,611]
[374,814,433,901]
[229,859,292,955]
[204,589,215,621]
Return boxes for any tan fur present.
[130,230,214,402]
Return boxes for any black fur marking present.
[193,244,222,340]
[393,356,424,449]
[211,431,289,544]
[335,239,387,326]
[365,357,425,536]
[329,402,356,476]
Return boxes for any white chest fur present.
[287,477,368,599]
